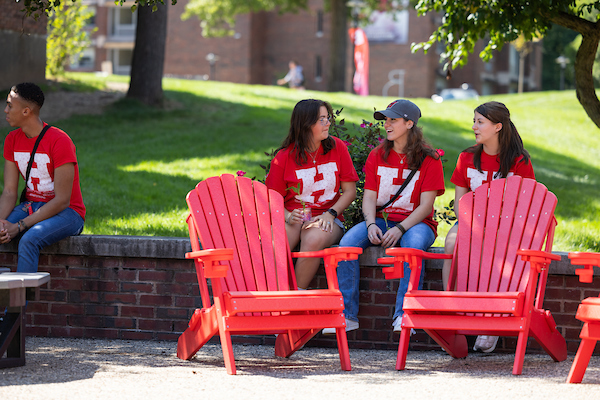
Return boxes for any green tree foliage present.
[46,1,96,77]
[412,0,600,128]
[541,24,578,90]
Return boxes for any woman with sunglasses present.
[266,99,358,289]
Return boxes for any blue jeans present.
[6,202,84,272]
[337,218,435,322]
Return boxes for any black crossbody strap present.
[20,124,51,203]
[376,168,418,212]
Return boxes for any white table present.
[0,272,50,368]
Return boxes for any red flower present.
[236,170,246,176]
[436,149,445,157]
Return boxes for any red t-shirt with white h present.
[266,136,358,220]
[450,150,535,192]
[364,148,445,234]
[3,124,86,220]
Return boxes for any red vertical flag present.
[349,27,369,96]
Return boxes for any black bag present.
[19,125,51,204]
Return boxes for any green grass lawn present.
[1,72,599,251]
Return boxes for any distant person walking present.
[277,60,305,90]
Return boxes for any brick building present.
[79,0,542,97]
[0,0,47,90]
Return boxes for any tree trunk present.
[548,12,600,128]
[327,0,348,92]
[574,30,600,128]
[127,4,168,107]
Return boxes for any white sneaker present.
[322,318,359,334]
[473,335,499,353]
[393,316,416,335]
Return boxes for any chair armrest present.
[517,249,561,273]
[185,248,234,278]
[379,248,452,280]
[292,246,362,260]
[568,252,600,283]
[292,247,363,290]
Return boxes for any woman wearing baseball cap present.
[324,99,445,334]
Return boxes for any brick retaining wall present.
[2,235,599,355]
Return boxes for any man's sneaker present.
[321,318,359,334]
[473,335,499,353]
[392,316,416,335]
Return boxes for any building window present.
[70,48,95,70]
[110,7,137,38]
[111,49,133,75]
[316,10,324,38]
[315,55,323,82]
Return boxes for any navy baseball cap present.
[374,99,421,124]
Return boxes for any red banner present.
[349,27,369,96]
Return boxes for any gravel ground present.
[2,337,600,399]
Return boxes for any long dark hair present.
[466,101,530,177]
[276,99,336,165]
[379,123,438,169]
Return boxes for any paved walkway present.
[1,337,600,399]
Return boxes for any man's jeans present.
[6,202,84,272]
[337,218,435,322]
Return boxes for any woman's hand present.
[286,208,301,225]
[305,211,336,232]
[381,226,402,248]
[367,223,383,245]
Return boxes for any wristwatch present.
[327,208,338,218]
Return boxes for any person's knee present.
[339,224,366,247]
[402,228,434,250]
[299,231,328,251]
[444,234,456,254]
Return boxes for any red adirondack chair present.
[380,176,567,375]
[176,174,362,374]
[566,252,600,383]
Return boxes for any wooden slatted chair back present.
[453,176,557,295]
[186,174,296,293]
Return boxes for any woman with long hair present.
[324,99,445,334]
[442,101,534,352]
[266,99,358,289]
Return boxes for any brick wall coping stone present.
[0,235,585,276]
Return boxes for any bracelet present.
[396,223,406,235]
[18,220,28,232]
[326,208,338,218]
[367,222,377,229]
